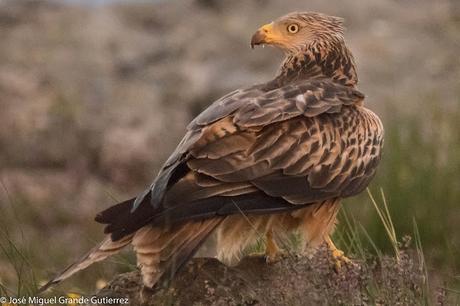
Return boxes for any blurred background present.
[0,0,459,295]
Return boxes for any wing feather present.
[185,107,382,204]
[132,78,381,220]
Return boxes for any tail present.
[133,218,223,288]
[40,182,300,291]
[39,193,224,292]
[38,234,133,293]
[39,218,223,292]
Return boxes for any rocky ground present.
[93,247,428,306]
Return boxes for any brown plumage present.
[40,11,384,291]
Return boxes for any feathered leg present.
[291,199,341,252]
[265,229,281,263]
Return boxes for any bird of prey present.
[41,11,383,292]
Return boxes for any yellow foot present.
[325,236,354,272]
[247,230,282,264]
[265,230,281,264]
[330,247,353,272]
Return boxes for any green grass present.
[0,232,38,298]
[343,104,460,280]
[0,181,39,298]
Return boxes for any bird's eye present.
[287,23,299,34]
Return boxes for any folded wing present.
[98,79,383,241]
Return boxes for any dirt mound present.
[95,247,425,305]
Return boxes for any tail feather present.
[41,190,302,291]
[38,234,133,293]
[95,196,156,241]
[160,219,222,285]
[133,218,223,288]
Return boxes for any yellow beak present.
[251,22,274,49]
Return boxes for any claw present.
[325,236,354,272]
[331,248,353,272]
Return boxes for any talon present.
[325,236,354,272]
[331,248,353,272]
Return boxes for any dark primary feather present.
[96,190,303,241]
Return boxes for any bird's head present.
[251,12,345,54]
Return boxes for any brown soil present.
[94,247,425,306]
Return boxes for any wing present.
[186,105,383,205]
[132,84,267,210]
[100,79,382,240]
[134,79,365,208]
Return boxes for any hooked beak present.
[250,22,274,49]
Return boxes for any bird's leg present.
[325,235,352,272]
[265,229,280,264]
[247,230,281,263]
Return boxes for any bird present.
[40,11,384,293]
